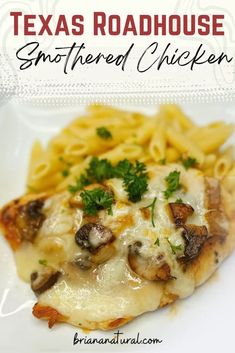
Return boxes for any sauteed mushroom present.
[75,223,114,253]
[31,267,61,295]
[205,177,221,210]
[16,199,45,242]
[128,241,172,281]
[74,255,94,271]
[182,224,208,262]
[204,177,228,240]
[92,244,116,264]
[205,210,228,239]
[168,202,194,227]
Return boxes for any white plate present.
[0,102,235,353]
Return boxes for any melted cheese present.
[15,165,207,327]
[39,258,163,325]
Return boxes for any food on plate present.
[0,105,235,330]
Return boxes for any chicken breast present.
[0,165,234,330]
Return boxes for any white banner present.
[0,0,235,105]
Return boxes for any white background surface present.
[0,102,235,353]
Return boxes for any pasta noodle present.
[100,143,143,164]
[26,105,235,193]
[27,141,44,184]
[214,156,232,179]
[166,128,205,164]
[214,147,234,179]
[190,124,233,153]
[160,104,194,130]
[165,147,180,163]
[149,120,166,162]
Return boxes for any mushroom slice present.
[73,255,94,271]
[128,241,172,281]
[75,223,114,253]
[31,267,61,295]
[72,244,116,272]
[182,224,208,262]
[204,176,228,240]
[205,210,228,239]
[168,202,194,227]
[16,199,45,242]
[92,243,116,264]
[205,177,221,210]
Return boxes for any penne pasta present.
[166,127,205,164]
[27,141,44,184]
[26,105,234,194]
[149,120,166,161]
[165,147,180,162]
[100,143,143,164]
[214,156,232,179]
[191,124,234,153]
[160,104,194,130]
[214,147,234,179]
[203,154,217,169]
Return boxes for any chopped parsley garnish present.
[154,238,160,246]
[68,157,149,203]
[59,156,72,177]
[80,188,114,216]
[58,156,66,163]
[96,127,112,140]
[167,239,183,255]
[38,259,47,266]
[68,174,91,193]
[59,156,72,167]
[86,157,114,183]
[68,157,113,192]
[164,170,181,199]
[159,158,166,165]
[181,156,198,170]
[144,197,157,227]
[61,169,69,177]
[113,159,132,178]
[121,161,148,203]
[175,198,183,203]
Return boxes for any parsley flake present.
[96,127,112,140]
[86,157,114,183]
[67,157,149,203]
[164,170,181,199]
[113,159,132,178]
[62,169,69,177]
[154,238,160,246]
[59,156,72,167]
[80,188,114,216]
[58,156,65,163]
[181,156,198,170]
[159,158,166,165]
[167,239,183,255]
[59,156,72,177]
[121,161,148,203]
[38,259,47,266]
[68,174,91,193]
[175,198,183,203]
[144,197,157,227]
